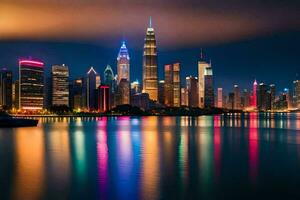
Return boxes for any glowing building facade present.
[217,88,223,108]
[98,85,110,112]
[143,17,158,101]
[164,63,181,107]
[186,76,198,107]
[19,59,44,110]
[251,80,258,109]
[117,41,130,83]
[198,52,210,108]
[51,65,69,106]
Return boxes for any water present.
[0,113,300,200]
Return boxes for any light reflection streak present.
[13,128,45,200]
[249,113,259,185]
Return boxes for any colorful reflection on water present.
[0,113,300,199]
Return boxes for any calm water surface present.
[0,113,300,199]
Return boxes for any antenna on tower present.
[149,16,152,28]
[200,48,203,60]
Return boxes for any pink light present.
[19,60,44,67]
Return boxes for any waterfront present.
[0,113,300,199]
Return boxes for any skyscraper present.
[51,65,69,106]
[198,51,211,108]
[158,80,165,105]
[204,64,214,107]
[117,41,130,83]
[181,88,188,106]
[186,76,198,107]
[269,84,276,110]
[86,66,100,110]
[104,65,116,107]
[217,88,223,108]
[98,85,110,112]
[293,80,300,109]
[117,78,130,105]
[251,80,258,109]
[0,68,13,109]
[164,63,181,107]
[143,17,158,101]
[131,80,141,95]
[233,85,241,110]
[19,59,44,110]
[257,83,269,111]
[72,78,85,110]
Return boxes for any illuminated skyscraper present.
[86,66,100,110]
[293,80,300,109]
[19,59,44,110]
[143,17,158,101]
[164,63,181,107]
[72,78,85,110]
[257,83,269,111]
[204,64,214,107]
[117,41,130,83]
[51,65,69,106]
[251,80,258,109]
[158,80,165,105]
[0,68,13,109]
[269,84,276,110]
[181,88,188,106]
[131,80,141,95]
[217,88,223,108]
[198,51,211,108]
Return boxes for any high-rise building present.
[186,76,198,107]
[98,85,110,112]
[12,80,19,109]
[86,66,100,110]
[257,83,270,111]
[104,65,116,107]
[251,80,258,109]
[293,80,300,109]
[217,88,223,108]
[143,17,158,101]
[164,63,181,107]
[198,51,211,108]
[204,65,214,107]
[72,78,85,110]
[117,41,130,83]
[227,92,235,110]
[158,80,165,105]
[181,88,188,106]
[51,65,69,106]
[117,78,130,105]
[233,85,241,110]
[241,89,251,108]
[19,59,44,110]
[0,68,13,109]
[269,84,276,110]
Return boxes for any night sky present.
[0,0,299,93]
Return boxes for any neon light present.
[19,60,44,67]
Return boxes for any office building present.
[257,83,270,111]
[0,68,13,109]
[186,76,198,107]
[72,78,85,110]
[51,65,69,106]
[269,84,276,110]
[293,80,300,108]
[204,65,214,107]
[251,80,258,109]
[158,80,165,105]
[131,93,150,111]
[233,85,241,110]
[164,63,181,107]
[217,88,223,108]
[19,59,44,110]
[117,78,130,105]
[181,88,188,106]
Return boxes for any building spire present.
[149,16,152,28]
[200,48,203,60]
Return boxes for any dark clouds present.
[0,0,299,47]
